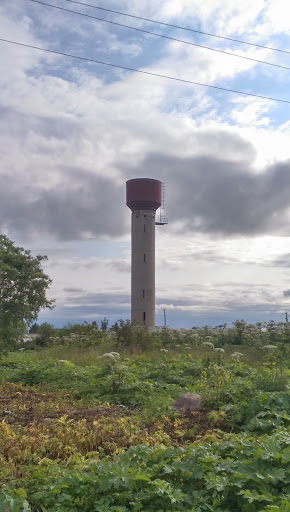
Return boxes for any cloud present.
[158,281,278,309]
[46,256,130,272]
[62,291,130,306]
[40,290,131,324]
[107,259,131,273]
[1,102,290,242]
[283,289,290,297]
[131,151,290,237]
[39,281,288,327]
[1,0,290,245]
[0,168,127,241]
[2,130,290,241]
[269,254,290,268]
[63,287,85,293]
[121,0,269,40]
[262,0,290,35]
[157,246,242,270]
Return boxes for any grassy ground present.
[3,342,265,366]
[0,342,289,511]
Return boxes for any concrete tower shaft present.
[131,209,156,327]
[126,178,162,329]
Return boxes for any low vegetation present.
[0,320,290,511]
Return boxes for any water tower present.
[126,178,167,328]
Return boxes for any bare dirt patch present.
[0,382,132,426]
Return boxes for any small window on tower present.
[143,312,146,322]
[144,214,146,217]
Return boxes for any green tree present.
[232,319,246,345]
[0,234,54,351]
[29,322,40,334]
[101,317,109,331]
[35,322,55,347]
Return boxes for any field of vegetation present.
[1,320,290,511]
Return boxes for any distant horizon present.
[37,311,290,329]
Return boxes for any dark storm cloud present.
[168,156,290,236]
[270,254,290,268]
[0,168,127,241]
[129,148,290,237]
[2,124,290,240]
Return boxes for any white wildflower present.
[231,352,243,361]
[97,353,118,362]
[110,352,121,359]
[201,342,214,350]
[57,360,75,367]
[160,349,169,353]
[214,348,225,354]
[262,345,278,351]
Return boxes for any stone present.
[174,393,202,415]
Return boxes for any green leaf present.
[15,489,27,499]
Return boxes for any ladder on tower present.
[155,182,168,225]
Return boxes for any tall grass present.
[4,342,264,367]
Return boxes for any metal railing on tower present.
[155,182,168,225]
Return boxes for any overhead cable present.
[0,38,289,104]
[28,0,290,72]
[59,0,290,55]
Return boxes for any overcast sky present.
[1,0,290,328]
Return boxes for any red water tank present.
[126,178,162,212]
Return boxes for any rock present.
[174,393,202,415]
[4,410,14,416]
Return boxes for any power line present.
[60,0,290,56]
[28,0,290,72]
[0,38,289,104]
